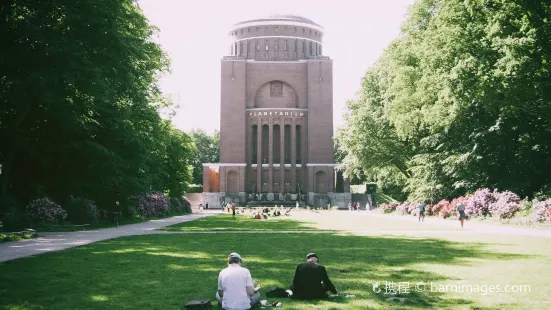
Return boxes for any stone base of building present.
[201,192,225,209]
[307,192,351,209]
[328,192,352,209]
[224,192,247,205]
[202,192,249,208]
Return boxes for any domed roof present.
[264,14,317,24]
[231,14,323,33]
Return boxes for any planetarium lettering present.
[249,111,305,117]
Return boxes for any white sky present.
[139,0,415,134]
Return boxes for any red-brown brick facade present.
[202,15,350,208]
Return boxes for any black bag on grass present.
[182,299,212,309]
[266,288,290,298]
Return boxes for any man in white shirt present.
[216,252,260,310]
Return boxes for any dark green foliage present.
[0,0,194,214]
[187,184,203,193]
[0,211,32,232]
[168,197,184,214]
[66,196,99,224]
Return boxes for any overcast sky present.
[139,0,415,134]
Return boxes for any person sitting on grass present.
[290,253,337,299]
[216,252,260,310]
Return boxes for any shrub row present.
[1,193,192,232]
[379,188,551,223]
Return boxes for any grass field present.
[1,213,550,309]
[160,213,320,231]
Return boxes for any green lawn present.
[160,214,321,231]
[1,213,550,309]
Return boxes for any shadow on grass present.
[0,233,531,310]
[159,214,321,232]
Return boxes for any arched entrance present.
[315,171,327,194]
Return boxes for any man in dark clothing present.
[290,253,337,299]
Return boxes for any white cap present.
[228,252,241,259]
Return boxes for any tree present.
[337,0,551,202]
[0,0,194,213]
[189,129,220,185]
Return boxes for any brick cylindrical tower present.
[203,15,349,209]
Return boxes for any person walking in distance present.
[232,203,236,219]
[456,202,466,227]
[417,201,426,222]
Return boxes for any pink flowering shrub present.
[439,203,456,219]
[396,203,408,215]
[443,195,471,219]
[379,203,398,213]
[532,198,551,222]
[27,198,67,224]
[431,199,450,217]
[488,191,521,219]
[426,204,433,215]
[137,192,169,217]
[376,189,532,222]
[406,202,418,215]
[466,188,495,217]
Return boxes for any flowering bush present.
[439,203,456,219]
[443,195,471,219]
[379,203,398,213]
[66,196,99,224]
[396,203,409,215]
[488,191,521,219]
[137,192,169,217]
[431,199,450,217]
[532,198,551,222]
[466,188,495,217]
[27,198,67,224]
[406,202,418,215]
[376,188,538,223]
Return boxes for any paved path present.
[0,212,215,263]
[348,211,551,238]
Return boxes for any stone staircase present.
[245,201,303,208]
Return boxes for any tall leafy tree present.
[189,129,220,185]
[337,0,551,201]
[0,0,194,212]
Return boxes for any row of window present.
[230,39,322,57]
[232,26,320,37]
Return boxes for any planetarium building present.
[202,15,351,208]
